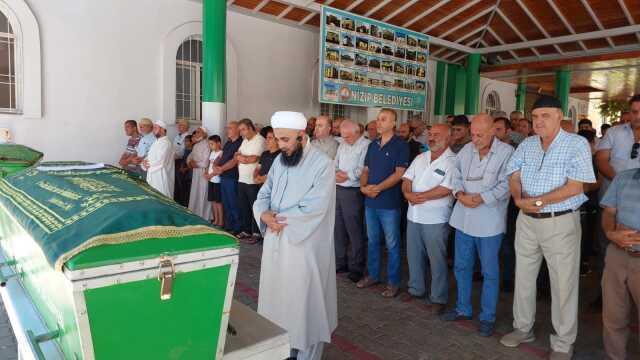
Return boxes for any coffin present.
[0,144,43,178]
[0,163,239,359]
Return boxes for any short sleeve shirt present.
[136,133,156,158]
[220,137,243,180]
[238,134,266,184]
[402,149,457,224]
[596,123,640,174]
[364,135,410,209]
[600,168,640,231]
[506,129,596,212]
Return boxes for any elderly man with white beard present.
[253,111,337,360]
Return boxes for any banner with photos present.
[319,7,429,111]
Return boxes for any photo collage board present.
[320,6,429,111]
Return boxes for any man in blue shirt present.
[500,96,596,360]
[356,108,409,298]
[212,121,243,235]
[599,168,640,360]
[441,114,514,337]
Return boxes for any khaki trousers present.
[512,210,581,353]
[602,244,640,360]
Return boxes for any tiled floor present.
[1,242,638,359]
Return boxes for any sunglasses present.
[632,143,639,159]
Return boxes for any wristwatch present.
[534,199,543,207]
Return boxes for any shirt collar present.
[376,134,400,148]
[471,137,498,155]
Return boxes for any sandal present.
[381,285,400,298]
[356,276,380,289]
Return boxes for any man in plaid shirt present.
[500,96,596,360]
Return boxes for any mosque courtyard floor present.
[0,241,638,359]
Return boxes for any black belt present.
[524,209,574,219]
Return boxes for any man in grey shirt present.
[312,115,339,159]
[334,119,370,282]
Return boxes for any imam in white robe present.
[143,135,175,198]
[187,139,211,220]
[253,142,338,351]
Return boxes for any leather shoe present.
[347,272,362,283]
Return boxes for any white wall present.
[0,1,319,165]
[0,1,590,165]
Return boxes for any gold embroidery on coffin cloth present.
[54,225,227,271]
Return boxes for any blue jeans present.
[365,207,402,287]
[454,230,503,322]
[220,177,241,233]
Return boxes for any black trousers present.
[335,186,366,274]
[173,159,191,207]
[237,182,260,235]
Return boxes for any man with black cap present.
[501,95,596,359]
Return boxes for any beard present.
[280,143,304,167]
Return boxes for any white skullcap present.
[271,111,307,130]
[154,120,167,129]
[198,126,209,134]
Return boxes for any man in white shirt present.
[142,121,175,198]
[402,124,456,315]
[334,119,370,283]
[236,118,266,243]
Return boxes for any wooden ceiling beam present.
[580,0,616,48]
[402,0,450,28]
[495,8,541,57]
[616,0,640,42]
[545,0,588,51]
[421,0,483,33]
[514,0,564,55]
[364,0,392,17]
[477,24,640,53]
[486,27,520,60]
[382,0,419,22]
[480,47,640,72]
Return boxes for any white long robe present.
[253,143,338,350]
[144,136,175,198]
[187,139,211,220]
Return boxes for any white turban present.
[271,111,307,130]
[154,120,167,129]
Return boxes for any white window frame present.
[0,0,41,120]
[175,36,203,124]
[484,90,501,114]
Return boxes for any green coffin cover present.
[0,163,236,271]
[0,144,43,177]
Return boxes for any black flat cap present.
[532,95,562,110]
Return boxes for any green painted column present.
[433,61,446,116]
[464,54,481,115]
[516,80,526,113]
[554,69,571,116]
[444,64,466,116]
[202,0,226,135]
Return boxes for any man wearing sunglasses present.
[501,96,596,360]
[593,94,640,311]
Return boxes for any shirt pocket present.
[481,161,501,188]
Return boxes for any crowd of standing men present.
[118,93,640,360]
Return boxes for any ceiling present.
[226,0,640,99]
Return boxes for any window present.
[176,36,202,123]
[320,103,349,119]
[0,10,16,112]
[568,106,577,122]
[484,91,500,114]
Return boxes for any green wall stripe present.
[434,61,447,115]
[203,0,226,103]
[555,69,571,116]
[464,54,480,115]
